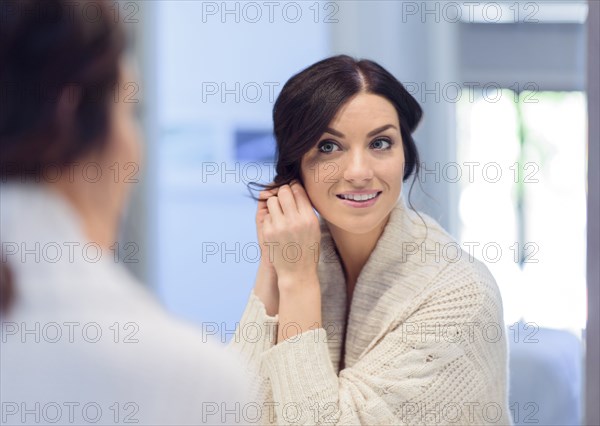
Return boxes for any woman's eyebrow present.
[323,124,398,139]
[324,127,345,138]
[367,124,397,137]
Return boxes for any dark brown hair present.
[0,0,126,315]
[249,55,423,196]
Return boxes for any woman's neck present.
[46,179,120,251]
[327,214,390,300]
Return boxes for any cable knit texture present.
[229,198,512,425]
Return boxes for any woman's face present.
[300,92,405,235]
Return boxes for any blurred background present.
[114,1,595,424]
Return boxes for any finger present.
[290,181,314,214]
[256,193,271,223]
[276,185,299,215]
[257,188,278,210]
[257,188,279,218]
[263,212,272,226]
[266,195,284,221]
[258,187,279,202]
[256,206,268,224]
[261,212,273,240]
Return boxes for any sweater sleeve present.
[229,290,279,360]
[259,263,512,426]
[227,290,279,424]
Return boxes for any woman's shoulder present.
[390,202,504,316]
[2,260,249,419]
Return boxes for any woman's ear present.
[55,84,83,130]
[47,84,84,156]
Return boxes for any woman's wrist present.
[277,278,322,343]
[253,262,279,316]
[277,269,320,295]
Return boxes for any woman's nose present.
[342,151,374,183]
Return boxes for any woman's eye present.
[370,138,392,150]
[318,141,340,153]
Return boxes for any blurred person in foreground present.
[0,1,248,424]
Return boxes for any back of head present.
[0,0,126,315]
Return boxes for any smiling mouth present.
[336,191,382,202]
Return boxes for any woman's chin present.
[315,193,397,234]
[324,214,385,236]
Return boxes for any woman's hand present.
[253,187,280,316]
[256,187,279,275]
[259,181,323,343]
[262,181,321,292]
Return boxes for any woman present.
[0,1,247,424]
[229,56,512,425]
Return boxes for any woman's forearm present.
[276,271,322,343]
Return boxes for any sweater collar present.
[317,196,439,367]
[0,182,87,247]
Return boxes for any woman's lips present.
[336,191,382,208]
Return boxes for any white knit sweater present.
[229,198,512,425]
[1,183,250,425]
